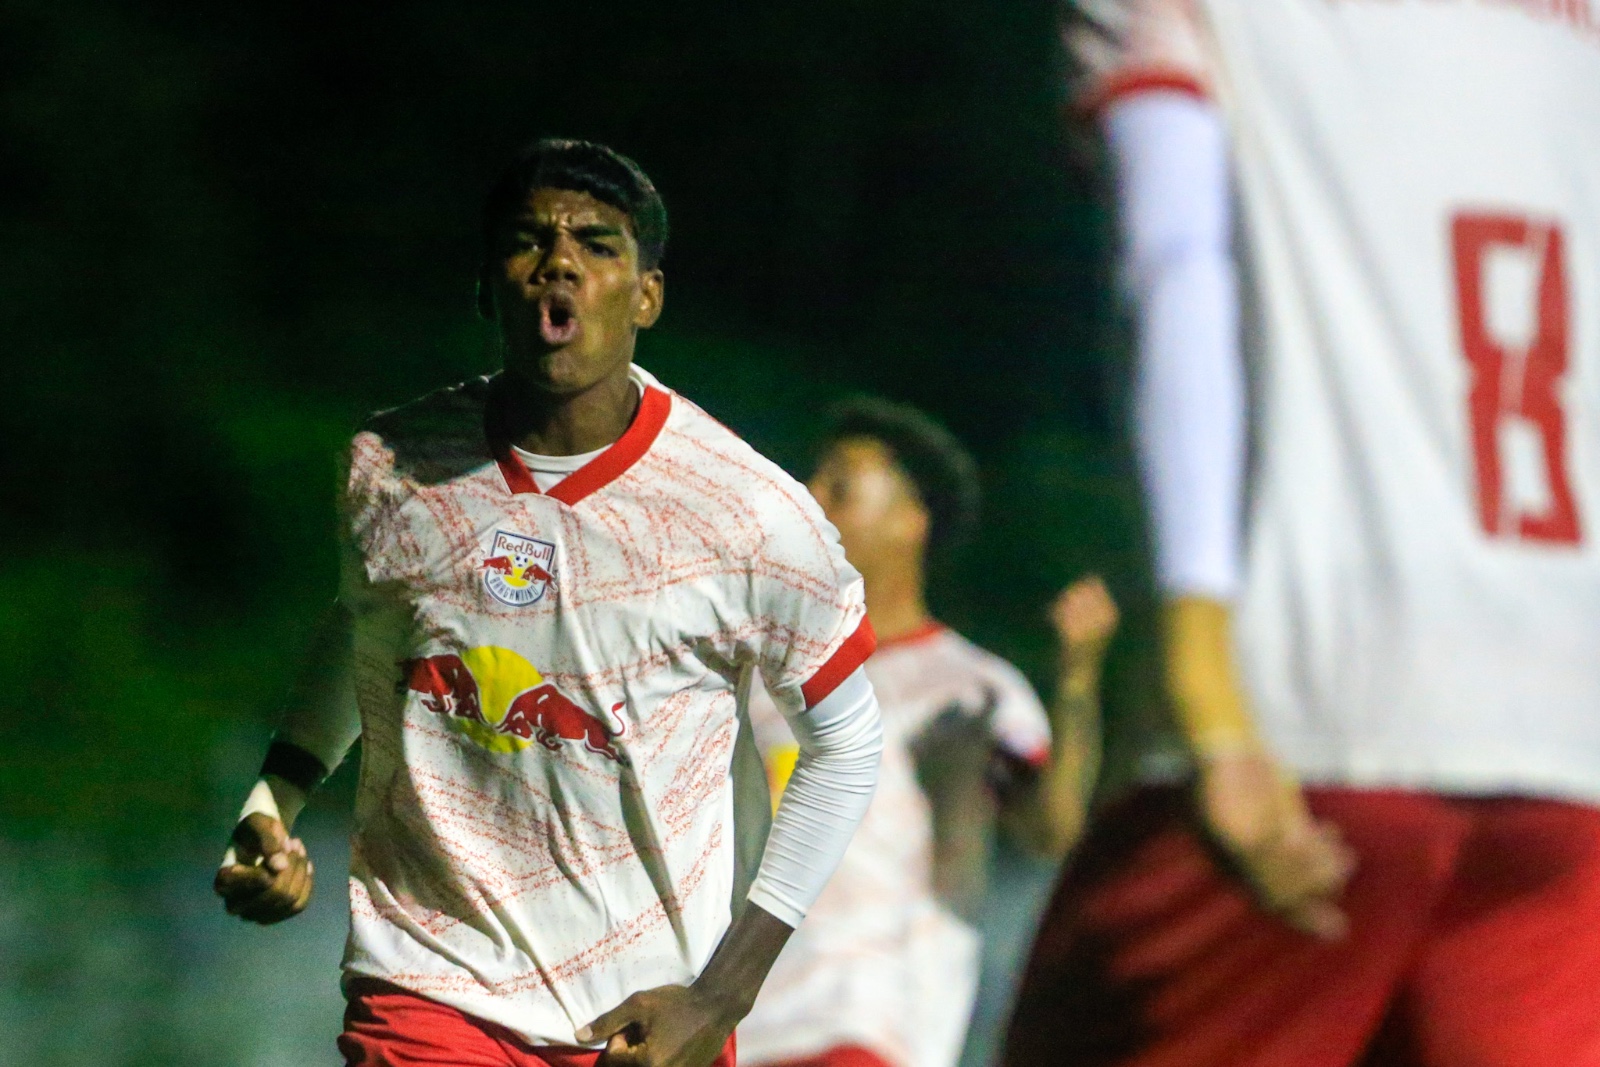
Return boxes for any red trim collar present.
[875,619,947,652]
[490,384,672,505]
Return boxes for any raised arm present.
[998,577,1120,861]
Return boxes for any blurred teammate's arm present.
[1000,577,1119,860]
[1110,90,1353,937]
[213,601,361,924]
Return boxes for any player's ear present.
[476,263,496,320]
[633,268,664,330]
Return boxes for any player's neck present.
[863,564,932,644]
[502,363,640,457]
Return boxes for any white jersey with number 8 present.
[1072,0,1600,799]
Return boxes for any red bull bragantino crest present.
[481,529,557,607]
[401,646,628,762]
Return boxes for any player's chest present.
[373,478,749,662]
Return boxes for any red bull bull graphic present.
[401,645,627,762]
[500,686,628,762]
[401,654,485,723]
[481,529,557,607]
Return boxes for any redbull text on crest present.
[481,529,557,608]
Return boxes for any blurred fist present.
[1051,576,1120,667]
[213,812,314,924]
[1196,750,1355,940]
[910,690,1001,920]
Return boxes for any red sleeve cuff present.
[800,617,877,709]
[1082,68,1210,117]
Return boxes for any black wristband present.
[260,740,330,795]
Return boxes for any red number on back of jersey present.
[1451,211,1582,546]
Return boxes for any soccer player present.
[736,398,1120,1067]
[211,139,886,1067]
[1005,3,1600,1065]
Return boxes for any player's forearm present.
[1163,596,1262,757]
[747,668,883,926]
[1004,655,1103,858]
[234,602,361,834]
[688,901,794,1020]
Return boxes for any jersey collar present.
[487,366,672,506]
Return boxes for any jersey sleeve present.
[981,655,1052,767]
[742,485,876,712]
[1066,0,1217,113]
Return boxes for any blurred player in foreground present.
[211,138,886,1067]
[1005,3,1600,1065]
[738,398,1119,1067]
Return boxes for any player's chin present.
[507,343,618,396]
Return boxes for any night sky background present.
[0,2,1161,1062]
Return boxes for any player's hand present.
[1195,749,1355,940]
[1051,575,1120,675]
[212,812,314,924]
[580,983,738,1067]
[910,690,1001,920]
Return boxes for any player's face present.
[808,437,929,574]
[489,187,664,396]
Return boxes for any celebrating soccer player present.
[1005,3,1600,1065]
[212,139,885,1067]
[737,398,1119,1067]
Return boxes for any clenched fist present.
[213,812,314,924]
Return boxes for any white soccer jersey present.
[1072,0,1600,798]
[737,624,1050,1067]
[337,365,873,1047]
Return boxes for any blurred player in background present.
[738,398,1119,1067]
[211,138,886,1067]
[1005,2,1600,1065]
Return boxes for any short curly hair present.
[817,396,982,555]
[478,139,668,316]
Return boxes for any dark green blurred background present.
[0,2,1160,1063]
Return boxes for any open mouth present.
[539,291,581,346]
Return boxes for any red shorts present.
[756,1048,894,1067]
[340,979,738,1067]
[1004,788,1600,1067]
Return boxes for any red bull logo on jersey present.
[401,646,628,761]
[481,529,557,607]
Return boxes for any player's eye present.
[587,240,619,257]
[505,230,545,254]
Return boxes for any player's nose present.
[535,232,582,285]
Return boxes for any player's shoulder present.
[1065,0,1215,108]
[652,374,825,532]
[353,375,494,487]
[930,627,1042,701]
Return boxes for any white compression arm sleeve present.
[227,602,362,841]
[274,601,363,775]
[747,666,883,927]
[1108,92,1247,601]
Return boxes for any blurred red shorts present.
[1003,787,1600,1067]
[340,978,737,1067]
[756,1047,894,1067]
